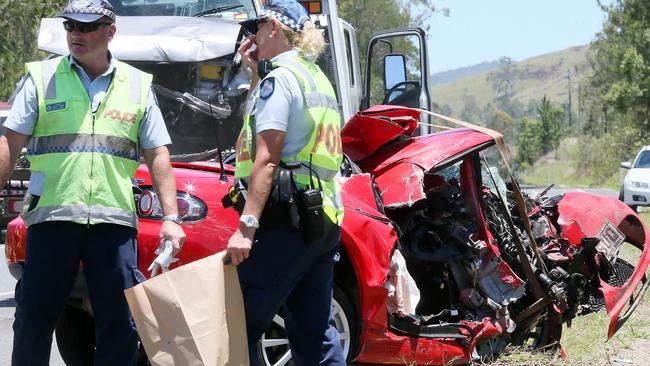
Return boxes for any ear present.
[107,23,116,41]
[270,18,281,37]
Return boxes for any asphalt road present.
[0,186,619,365]
[524,186,618,199]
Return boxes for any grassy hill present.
[431,45,592,115]
[431,60,501,85]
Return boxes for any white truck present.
[34,0,432,157]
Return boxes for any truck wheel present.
[55,305,95,366]
[258,284,359,365]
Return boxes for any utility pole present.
[567,69,573,127]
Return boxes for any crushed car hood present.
[38,17,241,62]
[341,106,495,207]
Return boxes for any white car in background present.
[620,145,650,211]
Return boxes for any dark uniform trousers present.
[238,220,347,365]
[12,221,143,366]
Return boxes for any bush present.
[572,125,647,187]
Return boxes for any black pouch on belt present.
[298,187,324,242]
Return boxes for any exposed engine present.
[133,59,249,157]
[383,159,633,356]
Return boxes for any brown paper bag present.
[124,251,249,366]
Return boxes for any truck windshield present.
[113,0,256,19]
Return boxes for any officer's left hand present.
[148,240,179,277]
[160,221,186,256]
[226,227,255,265]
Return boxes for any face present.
[253,18,276,60]
[65,19,116,64]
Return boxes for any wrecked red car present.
[6,104,650,365]
[4,0,650,364]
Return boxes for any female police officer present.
[226,0,346,364]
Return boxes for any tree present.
[338,0,446,72]
[515,117,544,169]
[460,90,480,122]
[537,95,563,153]
[337,0,446,105]
[0,1,66,100]
[487,109,515,144]
[575,0,650,184]
[486,56,520,110]
[582,0,650,135]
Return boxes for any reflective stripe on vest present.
[234,55,343,224]
[23,204,138,228]
[26,134,139,161]
[23,56,150,228]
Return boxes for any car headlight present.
[136,188,207,222]
[632,181,649,189]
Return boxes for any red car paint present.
[557,192,650,339]
[5,105,650,365]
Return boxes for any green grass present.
[518,137,622,190]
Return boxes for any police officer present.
[226,0,346,364]
[0,1,186,365]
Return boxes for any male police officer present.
[226,0,346,364]
[0,1,185,364]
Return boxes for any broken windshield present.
[113,0,256,19]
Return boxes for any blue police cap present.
[57,0,116,23]
[240,0,309,35]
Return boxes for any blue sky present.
[426,0,611,73]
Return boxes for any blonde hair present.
[278,20,325,58]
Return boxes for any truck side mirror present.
[621,161,632,169]
[384,54,407,91]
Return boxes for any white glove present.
[147,240,179,277]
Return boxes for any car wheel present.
[258,284,358,365]
[619,187,624,201]
[55,304,95,366]
[524,307,563,350]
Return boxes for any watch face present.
[241,215,258,228]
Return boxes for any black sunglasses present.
[242,18,269,36]
[63,21,111,33]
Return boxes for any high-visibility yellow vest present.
[23,56,151,228]
[234,55,343,224]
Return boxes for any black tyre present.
[511,306,563,351]
[618,187,624,201]
[258,284,359,365]
[55,305,95,366]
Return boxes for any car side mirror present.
[384,54,407,91]
[621,161,632,169]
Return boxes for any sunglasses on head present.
[63,20,110,33]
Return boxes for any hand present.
[160,220,186,256]
[226,226,255,265]
[238,35,259,76]
[147,240,179,277]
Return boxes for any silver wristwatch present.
[162,214,182,225]
[239,214,260,229]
